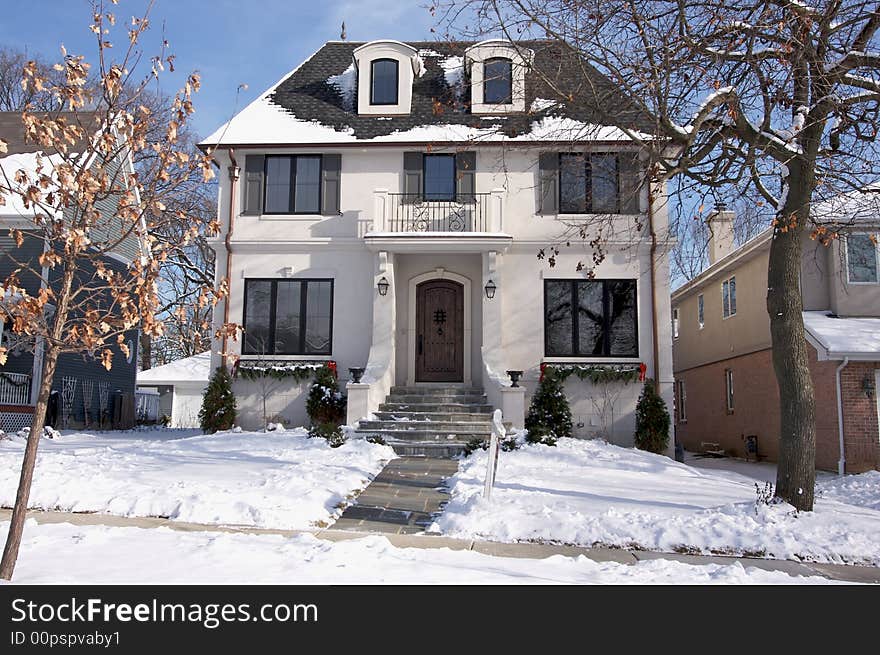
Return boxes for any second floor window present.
[676,379,687,423]
[672,307,679,339]
[544,279,638,358]
[423,154,456,201]
[243,279,333,355]
[725,368,734,413]
[559,153,620,214]
[371,59,399,105]
[698,293,704,329]
[264,155,322,214]
[846,233,879,283]
[484,57,512,104]
[722,276,736,318]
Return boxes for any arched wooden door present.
[415,280,464,383]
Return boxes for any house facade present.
[201,39,675,456]
[0,112,140,433]
[671,202,880,473]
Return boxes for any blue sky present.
[0,0,439,138]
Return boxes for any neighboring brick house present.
[200,39,676,456]
[671,199,880,473]
[0,112,140,432]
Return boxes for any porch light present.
[484,279,497,299]
[377,277,389,297]
[862,375,875,398]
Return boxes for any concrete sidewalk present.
[2,507,878,583]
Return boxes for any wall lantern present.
[484,279,497,300]
[377,276,389,297]
[862,375,875,398]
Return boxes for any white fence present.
[0,372,32,406]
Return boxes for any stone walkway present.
[330,457,459,534]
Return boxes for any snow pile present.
[15,425,61,440]
[6,520,837,584]
[327,63,357,111]
[531,97,559,112]
[817,470,880,511]
[433,438,880,564]
[0,427,395,529]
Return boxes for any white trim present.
[406,269,472,386]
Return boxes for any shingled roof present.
[200,40,653,147]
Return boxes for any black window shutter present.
[538,152,558,215]
[456,151,476,203]
[403,152,423,204]
[321,154,342,216]
[242,155,265,216]
[618,151,642,214]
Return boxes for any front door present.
[415,280,464,383]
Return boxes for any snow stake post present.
[483,409,504,500]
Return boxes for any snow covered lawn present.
[0,428,395,529]
[433,439,880,565]
[3,519,839,584]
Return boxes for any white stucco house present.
[200,39,674,456]
[136,352,210,428]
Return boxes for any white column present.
[489,187,505,233]
[372,189,389,233]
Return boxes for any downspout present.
[221,149,239,370]
[835,356,849,476]
[647,185,661,392]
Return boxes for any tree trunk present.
[767,167,816,512]
[0,342,61,580]
[140,331,152,371]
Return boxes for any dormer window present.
[484,58,512,104]
[352,40,420,115]
[370,59,399,105]
[465,40,533,114]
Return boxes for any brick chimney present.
[707,204,736,265]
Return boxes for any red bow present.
[638,362,647,382]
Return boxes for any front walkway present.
[331,457,459,534]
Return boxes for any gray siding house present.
[0,112,140,433]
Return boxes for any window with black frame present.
[558,153,620,214]
[243,279,333,355]
[484,57,512,104]
[371,59,399,105]
[544,279,638,357]
[423,154,456,201]
[263,155,322,214]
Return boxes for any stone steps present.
[379,402,493,414]
[386,394,488,404]
[355,384,496,457]
[373,411,493,423]
[358,422,493,436]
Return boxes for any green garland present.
[236,362,329,382]
[544,363,641,385]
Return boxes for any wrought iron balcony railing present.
[386,193,492,233]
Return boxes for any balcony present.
[366,189,511,253]
[0,372,32,406]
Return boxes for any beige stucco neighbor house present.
[199,39,675,457]
[671,198,880,473]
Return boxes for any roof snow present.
[440,55,464,97]
[811,183,880,226]
[137,351,211,385]
[803,311,880,359]
[326,63,357,112]
[0,150,81,220]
